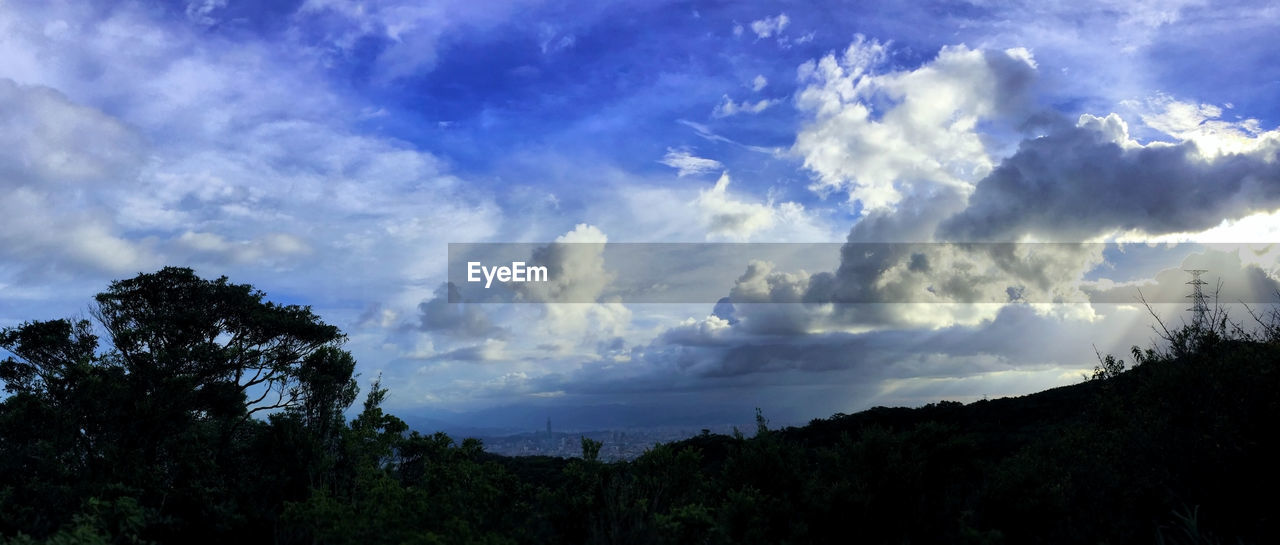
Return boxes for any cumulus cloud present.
[356,303,400,330]
[399,284,512,368]
[173,231,312,266]
[0,79,155,276]
[0,188,157,277]
[675,40,1103,338]
[657,315,734,347]
[751,74,767,92]
[707,240,1102,338]
[0,79,145,189]
[416,283,509,339]
[489,225,635,355]
[659,148,723,177]
[1127,209,1280,246]
[515,224,612,304]
[584,169,838,246]
[793,37,1038,212]
[618,88,1279,403]
[690,173,813,242]
[750,13,789,39]
[691,173,832,242]
[939,110,1280,242]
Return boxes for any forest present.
[1,267,1277,544]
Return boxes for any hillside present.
[488,336,1280,544]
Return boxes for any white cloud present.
[0,79,155,276]
[695,173,776,240]
[512,224,634,357]
[715,241,1104,334]
[751,74,767,92]
[712,95,779,118]
[566,166,838,245]
[1116,208,1280,246]
[1130,94,1279,157]
[750,13,789,39]
[516,224,612,303]
[793,37,1039,212]
[185,0,227,26]
[677,119,779,154]
[659,148,723,177]
[1076,112,1139,148]
[0,79,145,188]
[174,231,312,266]
[0,187,157,276]
[693,172,824,242]
[539,25,576,54]
[295,0,537,82]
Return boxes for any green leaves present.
[580,436,603,463]
[0,267,364,543]
[92,266,345,420]
[0,319,99,398]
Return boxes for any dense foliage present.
[1,268,1277,544]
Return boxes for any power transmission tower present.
[1185,269,1209,328]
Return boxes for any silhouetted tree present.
[0,267,361,542]
[91,266,346,426]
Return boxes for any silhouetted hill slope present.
[466,338,1277,543]
[605,337,1278,544]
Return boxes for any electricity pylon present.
[1185,269,1209,329]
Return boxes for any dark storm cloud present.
[981,48,1039,117]
[939,117,1280,241]
[415,283,509,339]
[675,309,1017,379]
[537,304,1106,400]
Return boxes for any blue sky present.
[3,0,1280,430]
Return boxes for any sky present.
[2,0,1280,431]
